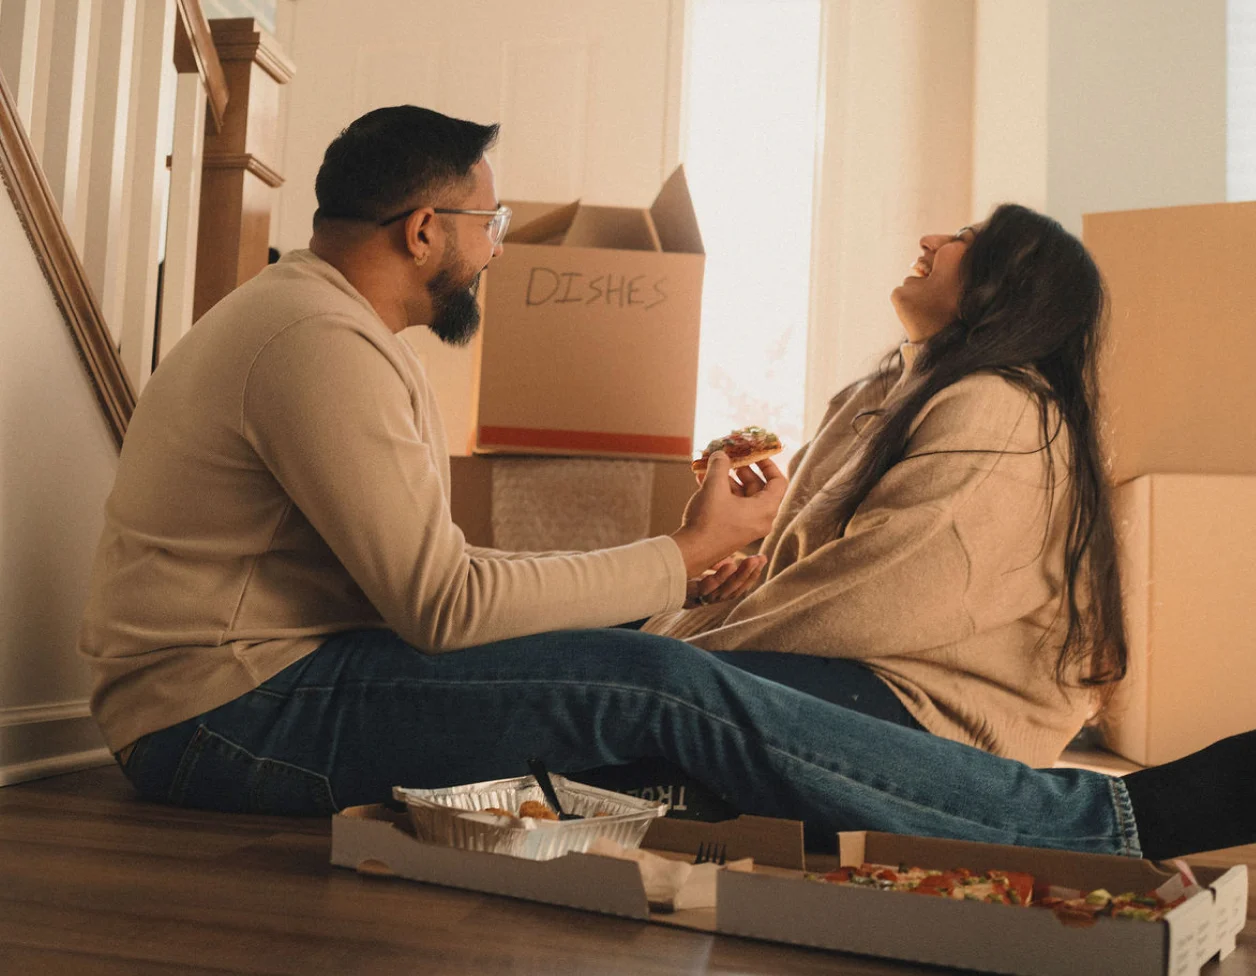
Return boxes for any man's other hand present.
[684,553,767,608]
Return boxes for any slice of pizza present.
[810,863,1034,905]
[806,862,1191,925]
[692,425,783,474]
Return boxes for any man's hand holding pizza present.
[669,426,787,587]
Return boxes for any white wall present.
[973,0,1228,236]
[201,0,278,34]
[1229,0,1256,201]
[0,186,118,785]
[275,0,681,256]
[971,0,1048,218]
[805,0,975,432]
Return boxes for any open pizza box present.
[331,804,1247,976]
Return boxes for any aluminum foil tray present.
[393,773,668,861]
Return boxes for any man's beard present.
[427,258,483,347]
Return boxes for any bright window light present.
[1229,0,1256,201]
[684,0,822,468]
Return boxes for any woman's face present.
[891,225,977,342]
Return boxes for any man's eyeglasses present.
[377,205,512,247]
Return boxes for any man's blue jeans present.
[117,628,1141,855]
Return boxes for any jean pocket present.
[169,725,337,816]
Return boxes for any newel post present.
[193,17,294,322]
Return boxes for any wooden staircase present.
[0,0,292,443]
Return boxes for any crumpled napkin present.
[587,837,754,911]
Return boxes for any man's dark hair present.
[314,106,500,224]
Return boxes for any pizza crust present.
[691,444,783,475]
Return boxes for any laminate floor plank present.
[0,805,314,863]
[0,945,240,976]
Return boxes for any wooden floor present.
[1,764,1254,975]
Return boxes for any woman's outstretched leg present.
[119,628,1161,856]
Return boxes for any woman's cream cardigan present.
[646,345,1093,767]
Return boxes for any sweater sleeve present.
[683,378,1054,657]
[242,318,687,650]
[464,545,579,560]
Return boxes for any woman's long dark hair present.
[828,204,1127,696]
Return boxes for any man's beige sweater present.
[645,346,1093,767]
[80,251,687,752]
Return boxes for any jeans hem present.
[1108,776,1142,858]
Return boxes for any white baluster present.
[81,0,136,335]
[158,72,206,365]
[41,0,92,245]
[119,0,175,391]
[72,0,101,250]
[25,0,55,153]
[0,0,43,130]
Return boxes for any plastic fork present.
[526,757,581,821]
[694,842,727,865]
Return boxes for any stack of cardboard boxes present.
[1083,201,1256,765]
[431,166,706,551]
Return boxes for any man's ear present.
[404,207,437,267]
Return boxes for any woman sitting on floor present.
[646,203,1126,769]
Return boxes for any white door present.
[274,0,684,453]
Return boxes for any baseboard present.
[0,745,115,787]
[0,698,92,727]
[0,703,113,787]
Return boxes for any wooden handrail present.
[174,0,228,132]
[0,67,134,449]
[193,17,293,322]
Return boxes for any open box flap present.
[563,204,663,252]
[501,167,703,254]
[504,199,581,245]
[645,814,804,870]
[1208,864,1249,958]
[650,165,704,255]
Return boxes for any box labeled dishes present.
[474,166,705,461]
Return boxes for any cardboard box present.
[1101,473,1256,765]
[474,166,705,461]
[1082,202,1256,487]
[331,806,1247,976]
[449,454,695,551]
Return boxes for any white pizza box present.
[329,805,802,933]
[330,806,1246,975]
[721,831,1247,976]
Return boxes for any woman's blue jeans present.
[117,628,1141,856]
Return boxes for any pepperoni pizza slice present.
[692,425,783,475]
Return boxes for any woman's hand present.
[684,554,767,609]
